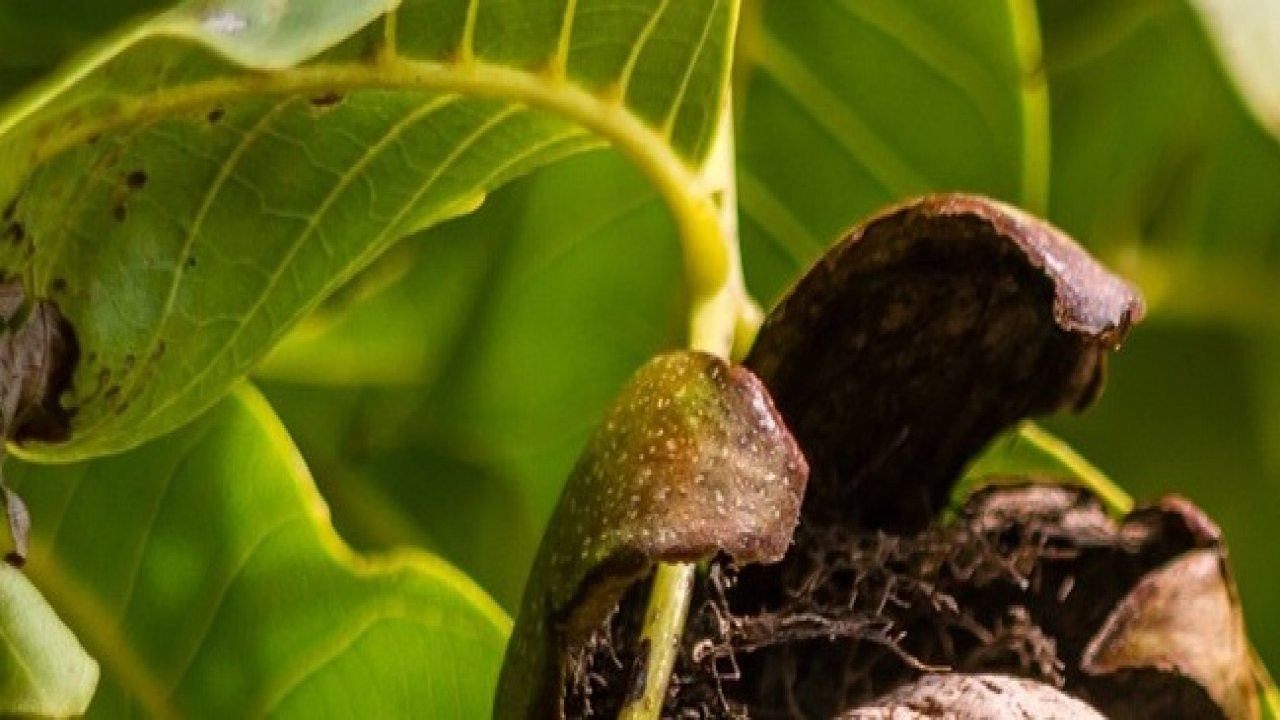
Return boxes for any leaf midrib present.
[15,55,710,221]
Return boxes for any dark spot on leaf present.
[152,341,167,362]
[4,222,24,245]
[207,108,225,124]
[113,401,129,416]
[309,92,344,108]
[2,197,17,222]
[4,552,23,568]
[126,169,148,189]
[184,255,197,270]
[113,204,127,221]
[50,278,67,293]
[86,133,101,145]
[104,386,121,401]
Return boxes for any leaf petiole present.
[618,562,697,720]
[627,94,748,720]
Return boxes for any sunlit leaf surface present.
[0,566,99,717]
[7,385,509,718]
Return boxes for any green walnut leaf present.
[0,0,736,461]
[0,565,99,717]
[6,384,509,718]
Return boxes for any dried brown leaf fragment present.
[495,194,1260,720]
[0,277,77,566]
[746,194,1144,532]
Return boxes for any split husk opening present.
[496,194,1258,719]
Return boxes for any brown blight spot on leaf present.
[4,222,24,246]
[309,92,344,108]
[495,351,807,719]
[746,193,1145,533]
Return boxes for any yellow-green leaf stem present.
[617,562,697,720]
[628,92,748,720]
[689,88,757,359]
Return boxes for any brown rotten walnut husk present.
[494,194,1260,719]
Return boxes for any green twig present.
[617,562,697,720]
[628,75,750,718]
